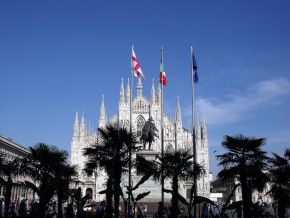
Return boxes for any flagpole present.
[174,104,177,151]
[160,46,165,218]
[191,46,197,218]
[128,45,134,218]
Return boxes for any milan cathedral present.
[71,78,210,201]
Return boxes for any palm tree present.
[84,145,114,218]
[83,124,139,218]
[162,149,204,218]
[269,148,290,218]
[54,163,78,218]
[145,149,203,218]
[0,156,24,218]
[24,143,68,218]
[216,134,269,218]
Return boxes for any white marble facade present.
[71,78,210,201]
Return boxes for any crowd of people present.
[0,197,42,218]
[1,197,289,218]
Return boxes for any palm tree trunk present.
[171,174,179,218]
[187,205,192,218]
[112,163,122,218]
[105,177,114,218]
[57,191,63,218]
[123,199,127,218]
[240,174,252,218]
[38,198,47,218]
[38,179,54,218]
[4,179,12,218]
[277,198,286,218]
[113,173,121,218]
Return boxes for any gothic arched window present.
[136,116,145,137]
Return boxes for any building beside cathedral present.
[0,135,35,201]
[71,78,210,201]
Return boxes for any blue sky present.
[1,0,290,175]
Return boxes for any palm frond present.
[135,191,150,202]
[25,181,40,195]
[164,188,189,207]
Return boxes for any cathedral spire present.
[87,119,91,136]
[80,112,85,137]
[136,77,143,98]
[99,95,106,128]
[151,78,156,104]
[119,78,125,106]
[196,114,200,128]
[126,77,130,105]
[73,111,79,139]
[157,83,162,105]
[85,120,89,137]
[175,96,182,123]
[201,118,207,139]
[195,114,201,142]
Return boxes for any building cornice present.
[0,135,30,156]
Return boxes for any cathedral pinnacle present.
[119,78,125,106]
[126,77,130,105]
[73,111,79,139]
[175,96,182,125]
[80,112,85,137]
[151,78,156,104]
[137,77,143,98]
[157,83,162,105]
[99,95,106,128]
[202,118,206,127]
[201,118,207,138]
[195,115,201,140]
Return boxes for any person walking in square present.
[201,203,208,218]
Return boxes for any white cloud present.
[195,78,290,125]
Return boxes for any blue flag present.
[191,47,198,83]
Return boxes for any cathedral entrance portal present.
[85,188,93,199]
[166,144,174,152]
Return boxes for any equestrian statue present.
[140,116,158,150]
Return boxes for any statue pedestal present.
[136,149,159,161]
[133,149,171,202]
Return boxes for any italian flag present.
[131,46,144,79]
[159,55,167,86]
